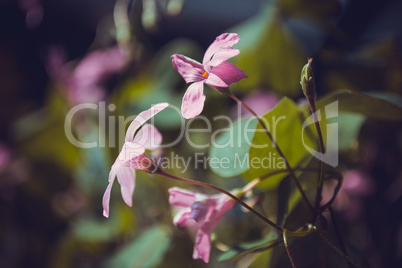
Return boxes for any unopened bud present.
[300,58,316,101]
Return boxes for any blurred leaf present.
[243,97,316,189]
[248,249,274,268]
[231,5,306,96]
[209,117,258,177]
[73,218,118,242]
[73,206,137,242]
[14,90,80,170]
[105,224,171,268]
[315,90,402,121]
[277,177,291,227]
[218,233,278,261]
[336,113,365,151]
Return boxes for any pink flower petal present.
[204,48,239,71]
[204,73,228,88]
[193,221,213,263]
[181,81,206,119]
[133,124,163,150]
[171,54,205,83]
[168,187,196,207]
[212,196,234,226]
[173,210,192,226]
[189,201,209,222]
[202,33,240,66]
[209,62,247,86]
[115,142,146,164]
[125,103,169,142]
[102,173,115,218]
[116,166,136,207]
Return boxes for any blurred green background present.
[1,0,402,267]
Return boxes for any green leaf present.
[209,117,258,177]
[277,177,291,227]
[243,97,316,189]
[336,113,365,151]
[218,233,279,261]
[315,90,402,121]
[105,225,171,268]
[230,5,306,96]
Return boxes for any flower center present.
[202,71,208,77]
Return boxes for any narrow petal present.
[125,103,169,142]
[171,54,205,83]
[204,73,228,88]
[116,166,136,207]
[173,210,192,226]
[181,81,206,119]
[102,172,115,218]
[207,62,247,87]
[115,142,145,165]
[204,48,239,71]
[168,187,196,207]
[193,221,213,263]
[212,196,235,226]
[203,33,240,66]
[133,124,162,150]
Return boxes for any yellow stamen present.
[202,71,208,77]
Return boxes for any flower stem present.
[329,208,354,268]
[317,230,360,268]
[307,100,326,219]
[283,230,297,268]
[157,169,283,232]
[226,91,314,215]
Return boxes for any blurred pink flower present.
[47,46,128,104]
[322,169,375,221]
[0,143,11,172]
[18,0,43,29]
[233,90,280,118]
[171,33,247,119]
[168,187,235,263]
[102,103,168,218]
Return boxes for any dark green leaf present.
[243,97,316,189]
[218,233,279,261]
[315,90,402,121]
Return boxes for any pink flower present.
[322,169,375,222]
[232,90,280,118]
[171,33,247,119]
[168,187,235,263]
[102,103,168,218]
[47,46,128,104]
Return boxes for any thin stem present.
[308,100,326,218]
[283,230,297,268]
[157,169,283,232]
[320,172,343,212]
[329,208,353,268]
[226,91,314,214]
[317,230,360,268]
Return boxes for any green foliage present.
[315,90,402,121]
[230,5,306,96]
[209,117,258,177]
[243,98,316,189]
[218,233,279,261]
[105,225,172,268]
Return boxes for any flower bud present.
[300,58,316,101]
